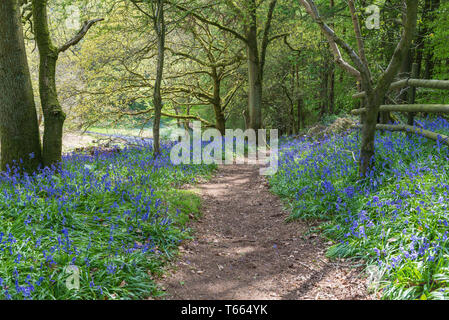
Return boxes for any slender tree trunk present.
[415,0,431,78]
[328,63,335,114]
[407,63,419,125]
[152,0,165,156]
[328,0,335,114]
[297,96,303,131]
[0,0,42,172]
[33,0,66,167]
[319,39,330,119]
[211,69,226,135]
[33,1,101,166]
[423,0,440,79]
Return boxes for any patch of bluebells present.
[271,117,449,299]
[0,139,215,299]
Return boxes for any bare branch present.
[58,18,104,53]
[347,0,370,77]
[298,0,362,80]
[172,2,248,44]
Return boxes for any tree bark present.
[297,96,303,131]
[33,0,101,166]
[246,10,263,131]
[423,0,440,79]
[328,0,335,115]
[359,0,418,176]
[0,0,42,172]
[212,70,226,135]
[152,0,165,156]
[33,0,65,167]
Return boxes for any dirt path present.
[159,164,375,300]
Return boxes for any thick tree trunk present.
[152,0,165,156]
[33,0,66,167]
[0,0,42,172]
[246,28,262,131]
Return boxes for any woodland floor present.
[157,163,378,300]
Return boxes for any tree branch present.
[347,0,370,77]
[58,18,104,53]
[260,0,277,72]
[298,0,363,80]
[375,0,418,95]
[172,3,248,44]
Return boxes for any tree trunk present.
[33,0,66,166]
[246,26,263,131]
[407,63,419,125]
[358,0,418,177]
[214,108,226,136]
[33,1,101,166]
[328,66,335,114]
[212,69,225,135]
[415,0,431,78]
[359,94,382,176]
[0,0,42,172]
[319,45,330,119]
[297,97,302,131]
[328,0,335,115]
[152,0,165,156]
[33,0,66,167]
[423,0,440,79]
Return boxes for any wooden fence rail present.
[352,104,449,115]
[351,64,449,146]
[353,78,449,99]
[354,124,449,146]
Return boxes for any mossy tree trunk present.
[33,0,65,167]
[32,0,102,166]
[212,69,226,135]
[0,0,42,172]
[246,21,263,131]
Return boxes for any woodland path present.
[158,163,376,300]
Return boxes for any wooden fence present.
[351,63,449,145]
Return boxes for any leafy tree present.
[299,0,418,176]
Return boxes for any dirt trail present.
[159,164,375,300]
